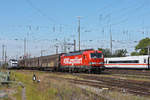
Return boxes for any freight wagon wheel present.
[71,68,74,73]
[72,68,74,73]
[93,69,97,74]
[74,68,76,73]
[95,70,101,74]
[98,71,101,74]
[69,68,72,73]
[74,68,78,73]
[88,69,91,74]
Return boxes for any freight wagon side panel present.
[40,54,60,68]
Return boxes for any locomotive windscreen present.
[91,53,102,58]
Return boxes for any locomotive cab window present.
[83,55,86,59]
[91,53,102,58]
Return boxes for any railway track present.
[70,78,150,96]
[104,69,150,76]
[46,72,150,96]
[75,74,150,96]
[11,69,150,96]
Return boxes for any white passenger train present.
[8,59,18,68]
[104,55,150,69]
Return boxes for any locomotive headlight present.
[89,62,96,64]
[99,62,104,64]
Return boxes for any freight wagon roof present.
[21,54,60,60]
[40,54,60,58]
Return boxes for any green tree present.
[98,48,112,57]
[113,49,127,57]
[98,48,127,57]
[131,37,150,55]
[131,52,139,56]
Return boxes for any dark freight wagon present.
[18,54,60,71]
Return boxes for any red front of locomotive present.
[60,50,105,71]
[87,50,104,67]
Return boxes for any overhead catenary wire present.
[98,0,146,28]
[24,0,57,24]
[1,0,150,58]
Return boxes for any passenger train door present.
[148,56,150,69]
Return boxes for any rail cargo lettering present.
[63,57,82,64]
[18,49,105,73]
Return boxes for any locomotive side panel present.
[61,50,104,67]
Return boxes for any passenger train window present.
[109,60,139,63]
[144,59,146,63]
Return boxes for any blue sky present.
[0,0,150,59]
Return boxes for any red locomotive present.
[60,49,105,73]
[18,49,105,73]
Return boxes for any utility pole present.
[68,47,70,52]
[24,38,26,58]
[41,50,43,57]
[41,50,46,57]
[74,40,76,51]
[53,25,55,32]
[110,25,112,55]
[4,47,7,63]
[41,50,44,57]
[64,38,67,53]
[56,45,59,54]
[2,45,5,62]
[77,16,81,51]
